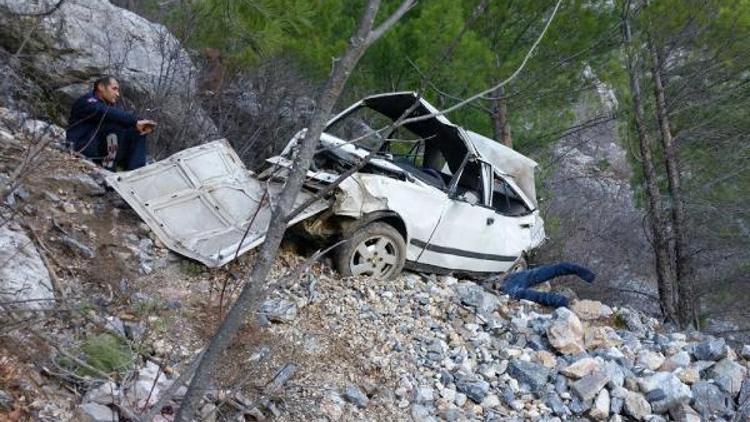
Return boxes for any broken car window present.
[325,106,391,151]
[491,172,531,216]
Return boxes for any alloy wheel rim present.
[349,235,398,278]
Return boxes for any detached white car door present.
[415,160,529,273]
[106,140,328,267]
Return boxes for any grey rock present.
[590,388,610,421]
[555,374,569,395]
[411,404,435,422]
[692,338,727,361]
[60,235,96,259]
[507,360,551,393]
[738,378,750,406]
[344,384,369,408]
[414,386,434,404]
[0,225,55,310]
[545,391,570,416]
[638,372,692,414]
[455,374,490,403]
[260,298,298,323]
[736,400,750,422]
[568,396,589,415]
[610,396,624,414]
[741,344,750,360]
[708,358,747,396]
[571,370,609,402]
[604,360,624,389]
[124,322,146,341]
[0,389,13,411]
[77,402,118,422]
[453,282,500,314]
[691,381,734,419]
[669,404,702,422]
[624,392,651,420]
[84,381,121,405]
[439,408,461,421]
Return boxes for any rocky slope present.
[1,109,749,422]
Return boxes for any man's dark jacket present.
[65,91,138,156]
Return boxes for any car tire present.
[335,222,406,279]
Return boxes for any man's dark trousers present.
[502,262,595,308]
[96,125,147,171]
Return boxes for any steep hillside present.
[1,109,749,422]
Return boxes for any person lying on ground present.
[483,262,596,308]
[65,75,156,171]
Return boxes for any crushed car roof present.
[331,92,539,206]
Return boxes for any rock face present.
[0,0,216,149]
[0,225,55,310]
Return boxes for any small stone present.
[84,381,121,405]
[659,351,690,371]
[603,360,624,389]
[585,326,623,350]
[708,358,747,395]
[544,391,570,416]
[571,299,606,320]
[62,202,77,213]
[344,384,369,408]
[77,403,118,422]
[692,338,727,361]
[320,392,344,419]
[676,367,699,384]
[0,389,13,411]
[669,403,701,422]
[561,357,601,379]
[741,344,750,360]
[481,394,501,409]
[455,375,490,403]
[414,386,435,403]
[590,388,610,420]
[624,392,651,420]
[691,381,734,419]
[571,370,609,402]
[638,372,692,414]
[454,392,467,407]
[260,298,298,323]
[199,403,217,422]
[411,404,434,422]
[536,350,557,368]
[610,396,624,414]
[547,308,585,355]
[507,360,550,393]
[637,350,665,371]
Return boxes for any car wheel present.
[335,222,406,279]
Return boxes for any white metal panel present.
[107,140,327,267]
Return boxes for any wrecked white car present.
[108,92,545,279]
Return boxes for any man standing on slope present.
[66,76,156,171]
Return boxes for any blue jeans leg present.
[502,262,594,308]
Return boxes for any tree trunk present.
[649,40,696,328]
[173,0,414,419]
[491,85,513,148]
[623,12,679,323]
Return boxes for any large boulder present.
[0,225,55,310]
[0,0,217,151]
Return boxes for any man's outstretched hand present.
[136,119,157,135]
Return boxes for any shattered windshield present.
[325,106,392,151]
